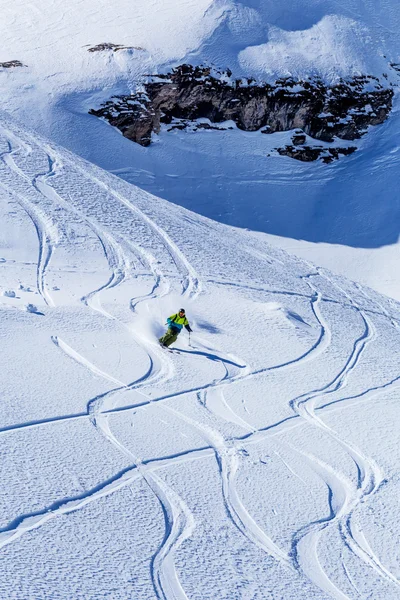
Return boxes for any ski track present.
[190,352,294,567]
[161,319,301,572]
[32,145,174,406]
[3,125,400,596]
[129,269,170,314]
[12,137,194,600]
[147,470,195,600]
[33,148,135,309]
[51,335,127,388]
[342,558,360,596]
[182,283,332,571]
[355,280,400,331]
[206,276,400,326]
[0,446,210,553]
[51,275,192,598]
[156,321,321,574]
[84,358,193,600]
[1,289,327,575]
[287,272,400,597]
[2,304,400,590]
[68,154,202,301]
[32,142,187,416]
[90,405,194,600]
[0,130,58,306]
[289,447,355,600]
[165,398,293,570]
[316,272,400,590]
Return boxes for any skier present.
[159,308,192,348]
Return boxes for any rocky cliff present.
[89,64,393,159]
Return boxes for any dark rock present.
[277,146,325,162]
[90,93,155,146]
[322,146,357,163]
[167,123,187,131]
[88,43,124,52]
[277,145,357,163]
[292,132,306,145]
[0,60,25,68]
[87,43,144,53]
[89,64,393,150]
[195,122,234,131]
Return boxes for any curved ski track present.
[0,130,325,591]
[166,394,293,570]
[0,129,58,306]
[287,273,400,597]
[2,125,400,598]
[69,156,202,301]
[19,136,341,592]
[41,144,204,600]
[0,130,198,599]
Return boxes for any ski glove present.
[185,325,193,333]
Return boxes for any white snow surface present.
[2,111,400,599]
[2,1,400,597]
[238,15,386,82]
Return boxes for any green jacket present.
[167,313,192,332]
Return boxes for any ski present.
[159,343,180,354]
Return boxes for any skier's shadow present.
[175,347,245,368]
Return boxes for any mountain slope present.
[2,0,400,297]
[1,115,400,598]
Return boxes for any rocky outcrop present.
[277,145,357,163]
[291,131,307,145]
[86,42,144,53]
[0,60,25,68]
[89,64,393,158]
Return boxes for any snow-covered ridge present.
[2,113,400,598]
[239,15,389,83]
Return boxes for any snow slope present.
[2,1,400,597]
[2,0,400,298]
[2,114,400,599]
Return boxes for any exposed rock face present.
[89,64,393,157]
[277,145,357,163]
[0,60,25,68]
[88,43,125,52]
[86,42,145,53]
[291,131,307,145]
